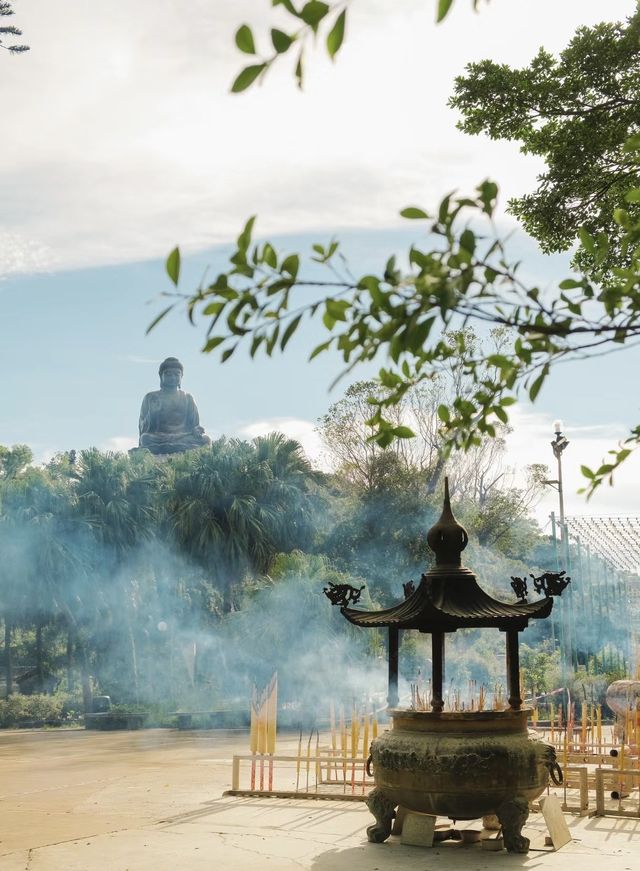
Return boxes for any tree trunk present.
[66,629,74,694]
[122,581,140,703]
[4,619,13,698]
[35,620,44,689]
[128,618,140,703]
[78,637,92,715]
[425,454,446,495]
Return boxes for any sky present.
[2,0,640,527]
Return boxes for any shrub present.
[0,693,68,728]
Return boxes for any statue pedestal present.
[128,447,193,462]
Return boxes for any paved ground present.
[1,728,639,870]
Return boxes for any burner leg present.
[365,788,397,843]
[496,796,530,853]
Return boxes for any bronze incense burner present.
[335,478,561,853]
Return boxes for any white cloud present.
[0,232,59,277]
[1,0,635,276]
[101,435,138,453]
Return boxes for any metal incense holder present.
[336,478,562,853]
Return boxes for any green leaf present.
[266,324,281,354]
[477,180,498,215]
[437,404,450,423]
[325,298,349,321]
[295,49,304,89]
[273,0,298,14]
[235,25,256,54]
[237,215,257,252]
[250,335,264,357]
[580,465,595,479]
[400,206,429,220]
[202,336,225,353]
[436,0,454,22]
[300,1,329,28]
[231,63,267,93]
[528,364,549,402]
[326,9,346,59]
[459,228,476,255]
[166,247,181,286]
[309,340,332,360]
[221,345,237,363]
[392,425,415,439]
[281,253,300,276]
[271,28,293,53]
[625,188,640,203]
[281,314,302,349]
[262,242,278,269]
[558,278,582,290]
[438,194,452,224]
[578,227,595,253]
[146,304,174,335]
[613,207,630,227]
[623,133,640,153]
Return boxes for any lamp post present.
[544,421,571,663]
[550,419,570,540]
[550,420,579,670]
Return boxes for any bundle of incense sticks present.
[410,682,489,712]
[326,703,380,794]
[410,680,432,710]
[249,672,277,790]
[492,684,505,710]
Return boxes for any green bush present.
[0,693,68,728]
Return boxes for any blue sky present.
[2,0,639,521]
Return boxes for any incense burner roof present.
[342,478,553,632]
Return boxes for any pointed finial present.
[427,476,469,566]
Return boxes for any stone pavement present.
[1,729,639,871]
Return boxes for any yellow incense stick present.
[250,685,258,753]
[363,712,370,760]
[266,673,277,755]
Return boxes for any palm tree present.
[165,435,318,612]
[0,447,38,697]
[74,449,160,702]
[252,432,318,554]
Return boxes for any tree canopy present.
[1,427,560,708]
[0,2,28,53]
[450,8,640,280]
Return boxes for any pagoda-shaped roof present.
[342,478,553,632]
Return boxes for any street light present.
[544,419,570,540]
[543,420,572,665]
[551,420,570,535]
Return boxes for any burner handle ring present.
[547,760,563,786]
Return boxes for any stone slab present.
[539,794,573,850]
[399,811,436,847]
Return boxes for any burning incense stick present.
[295,728,302,792]
[329,701,337,782]
[339,706,347,793]
[305,729,313,792]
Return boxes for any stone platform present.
[1,729,639,870]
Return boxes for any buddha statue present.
[138,357,211,454]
